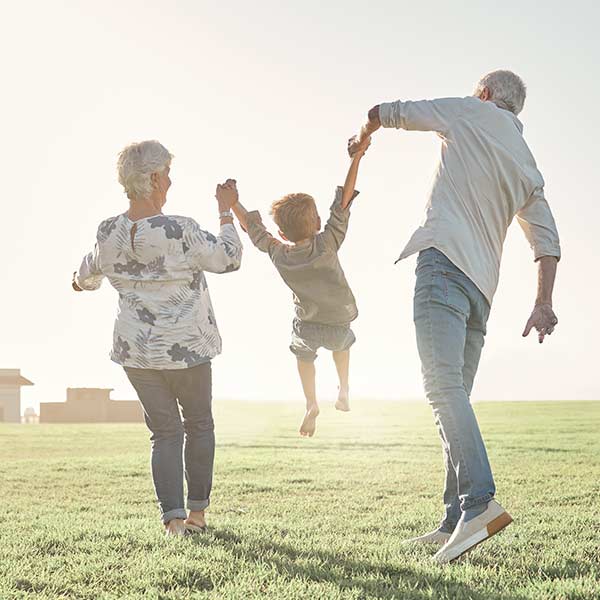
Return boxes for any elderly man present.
[350,70,560,563]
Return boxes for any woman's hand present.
[215,179,239,212]
[72,271,83,292]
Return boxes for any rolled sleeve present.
[245,211,281,258]
[517,188,561,262]
[75,243,104,290]
[379,97,470,134]
[183,220,243,274]
[319,186,359,250]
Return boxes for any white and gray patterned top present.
[75,213,243,369]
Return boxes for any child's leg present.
[296,359,320,437]
[333,350,350,411]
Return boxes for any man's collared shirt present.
[379,96,561,304]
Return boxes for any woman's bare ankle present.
[187,510,206,526]
[165,518,186,536]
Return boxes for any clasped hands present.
[215,179,238,213]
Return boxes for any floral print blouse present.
[75,213,243,369]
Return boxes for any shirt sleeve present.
[183,220,243,274]
[516,187,561,261]
[318,186,359,251]
[378,97,470,135]
[245,211,281,258]
[75,243,104,290]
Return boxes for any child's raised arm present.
[341,136,371,209]
[222,179,281,258]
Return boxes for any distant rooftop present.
[0,369,34,386]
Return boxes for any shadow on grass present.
[192,529,527,600]
[220,442,439,451]
[500,446,574,454]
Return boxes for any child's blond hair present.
[270,193,318,242]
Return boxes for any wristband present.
[219,210,233,219]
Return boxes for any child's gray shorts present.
[289,318,356,362]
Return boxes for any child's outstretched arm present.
[223,179,281,258]
[223,180,250,232]
[320,136,371,251]
[341,136,371,209]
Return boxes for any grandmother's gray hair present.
[474,70,527,115]
[117,140,173,200]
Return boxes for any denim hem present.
[162,508,187,524]
[439,514,460,533]
[461,493,494,511]
[187,498,209,511]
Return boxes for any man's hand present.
[522,303,558,344]
[523,255,559,344]
[348,105,381,156]
[215,178,239,211]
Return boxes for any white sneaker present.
[404,529,452,545]
[434,500,512,564]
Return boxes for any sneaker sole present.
[441,511,513,563]
[405,534,451,545]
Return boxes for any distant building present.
[23,406,39,424]
[0,369,34,423]
[40,388,143,423]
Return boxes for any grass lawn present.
[1,400,599,599]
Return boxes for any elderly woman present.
[73,140,242,536]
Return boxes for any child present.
[228,136,371,437]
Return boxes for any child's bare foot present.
[300,404,320,437]
[335,387,350,412]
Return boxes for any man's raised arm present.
[349,98,470,155]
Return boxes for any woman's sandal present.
[184,520,208,534]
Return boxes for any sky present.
[2,0,599,412]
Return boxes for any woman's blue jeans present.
[124,362,214,524]
[414,248,495,532]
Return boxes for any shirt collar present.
[509,112,524,134]
[495,103,524,133]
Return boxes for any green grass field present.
[1,401,599,599]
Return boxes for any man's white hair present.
[117,140,173,200]
[474,70,527,115]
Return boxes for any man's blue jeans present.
[124,362,214,524]
[414,248,495,532]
